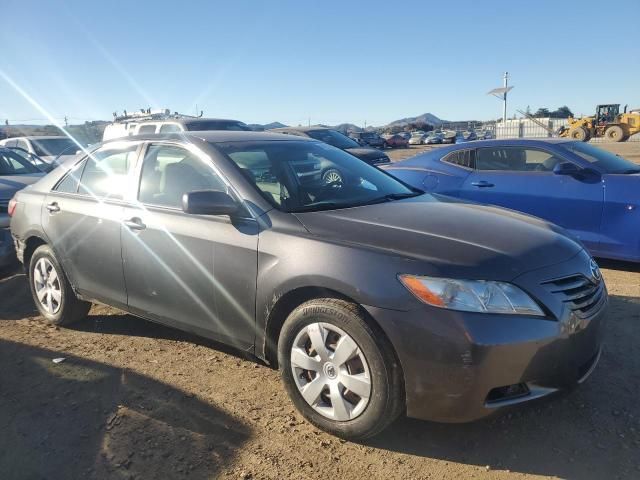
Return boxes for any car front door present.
[459,146,604,251]
[121,142,258,348]
[42,143,141,307]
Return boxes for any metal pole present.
[503,72,508,124]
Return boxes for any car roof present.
[270,126,332,133]
[110,130,314,144]
[130,117,245,126]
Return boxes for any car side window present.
[442,150,475,169]
[53,160,87,194]
[77,146,138,200]
[137,124,157,134]
[17,139,29,151]
[228,150,285,205]
[476,147,562,172]
[138,144,227,209]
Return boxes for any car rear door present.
[42,143,141,307]
[459,146,604,251]
[121,142,258,348]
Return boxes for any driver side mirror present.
[182,190,239,216]
[553,162,581,176]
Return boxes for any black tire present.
[278,298,404,440]
[29,244,91,326]
[569,127,588,141]
[605,125,625,142]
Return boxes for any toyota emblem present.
[590,259,602,283]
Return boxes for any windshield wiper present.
[618,169,640,174]
[368,192,422,204]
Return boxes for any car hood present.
[0,174,44,199]
[344,147,389,162]
[293,194,583,281]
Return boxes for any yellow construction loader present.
[558,104,640,142]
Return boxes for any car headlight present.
[398,274,545,316]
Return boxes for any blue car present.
[384,139,640,262]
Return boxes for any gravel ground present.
[1,141,639,480]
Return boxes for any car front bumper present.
[365,251,607,423]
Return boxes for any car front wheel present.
[29,244,91,326]
[278,298,404,439]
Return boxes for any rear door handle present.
[123,217,146,231]
[471,181,495,188]
[46,202,60,213]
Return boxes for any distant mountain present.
[386,113,444,127]
[248,121,287,131]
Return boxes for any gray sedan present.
[9,131,606,439]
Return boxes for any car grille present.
[542,274,606,318]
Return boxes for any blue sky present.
[1,0,638,127]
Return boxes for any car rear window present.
[442,149,475,169]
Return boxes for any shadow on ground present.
[367,294,640,479]
[0,339,251,480]
[0,270,37,320]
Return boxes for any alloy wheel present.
[33,258,62,314]
[290,322,371,421]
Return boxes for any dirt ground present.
[1,141,640,480]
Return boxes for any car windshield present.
[0,150,41,175]
[6,147,52,172]
[217,140,420,213]
[564,142,640,174]
[186,120,251,131]
[31,138,77,157]
[305,130,360,149]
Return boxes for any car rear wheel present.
[29,245,91,326]
[278,298,404,440]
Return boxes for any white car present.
[408,133,426,145]
[0,136,79,165]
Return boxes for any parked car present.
[384,138,640,262]
[348,131,386,148]
[408,132,426,145]
[5,146,55,172]
[439,130,457,144]
[424,133,442,145]
[455,130,478,143]
[381,133,409,148]
[10,131,605,439]
[270,126,390,166]
[397,132,412,140]
[0,147,45,266]
[103,116,251,141]
[0,136,79,165]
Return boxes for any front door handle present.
[123,217,146,231]
[46,202,60,213]
[471,181,495,188]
